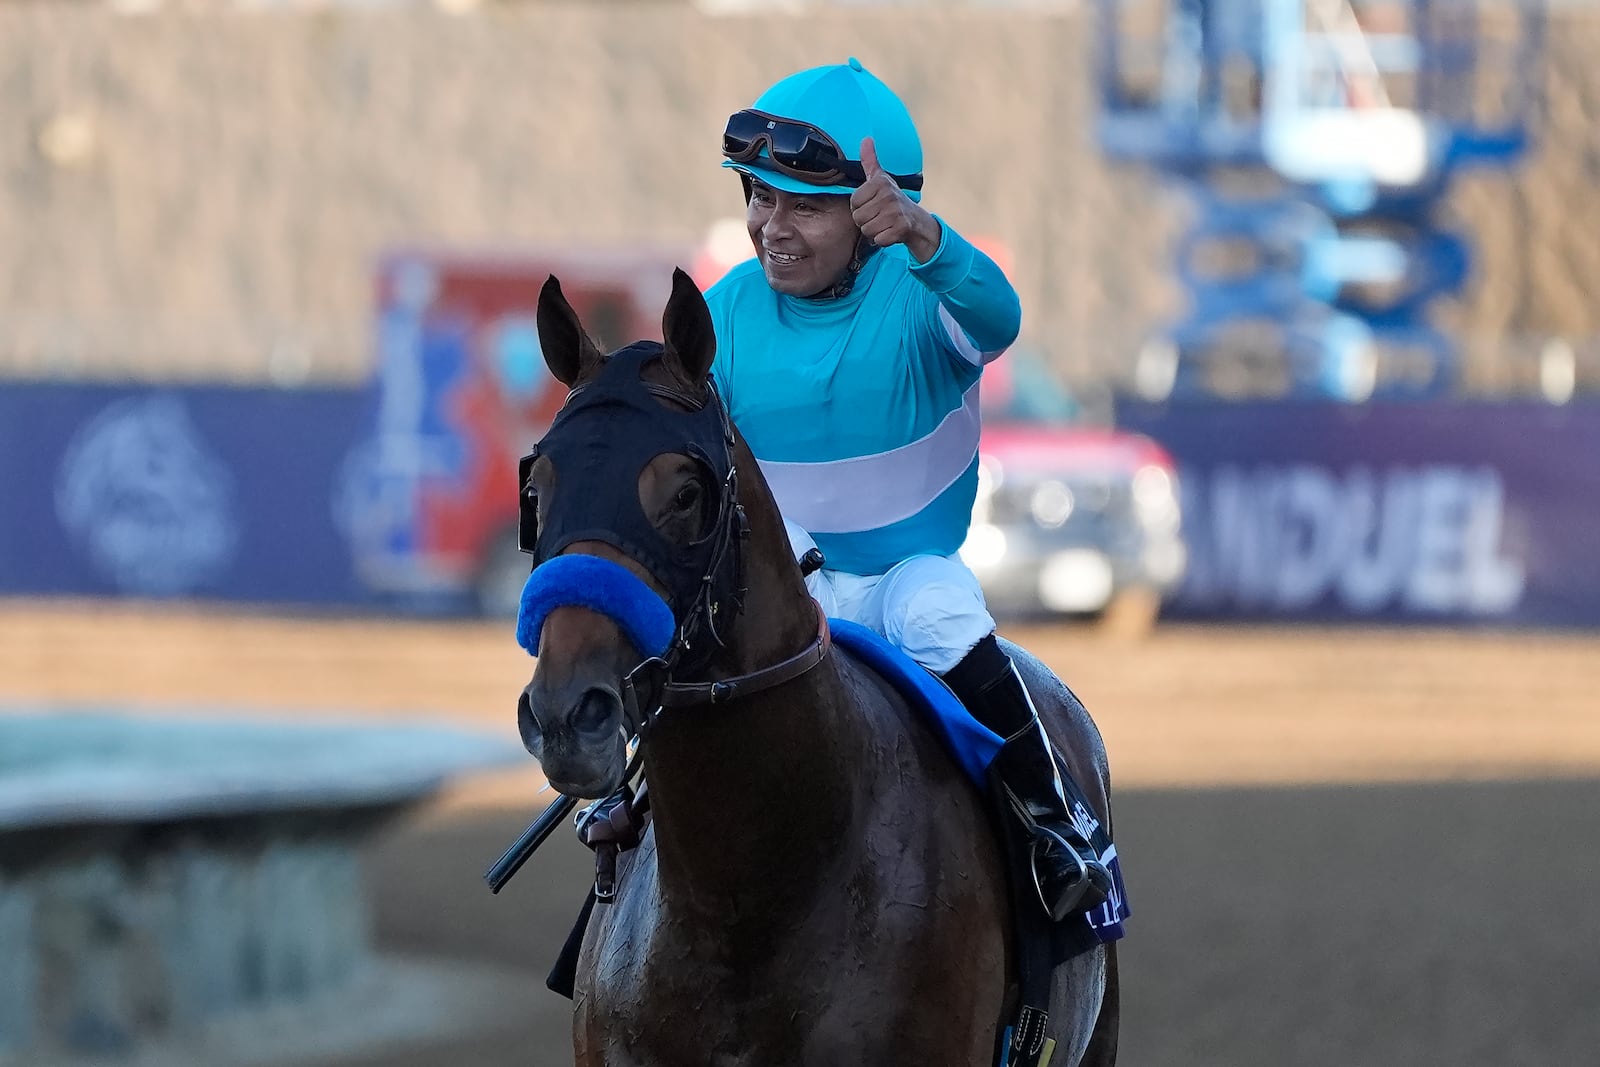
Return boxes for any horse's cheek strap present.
[516,554,675,660]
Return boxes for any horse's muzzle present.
[518,683,627,799]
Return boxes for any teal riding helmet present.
[722,57,924,202]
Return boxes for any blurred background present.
[2,0,1597,1065]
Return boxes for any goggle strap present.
[723,109,923,192]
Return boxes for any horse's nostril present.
[572,686,621,737]
[517,689,542,753]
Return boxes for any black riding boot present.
[944,635,1113,922]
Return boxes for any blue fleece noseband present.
[517,553,676,659]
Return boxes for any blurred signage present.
[5,381,1598,629]
[0,384,377,607]
[342,248,687,613]
[54,394,240,596]
[1176,464,1523,616]
[1117,401,1600,626]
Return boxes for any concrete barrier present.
[0,712,524,1062]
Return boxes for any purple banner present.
[1115,401,1600,626]
[0,384,388,609]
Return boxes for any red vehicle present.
[348,245,1185,624]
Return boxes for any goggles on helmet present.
[722,109,923,193]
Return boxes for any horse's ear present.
[661,267,716,388]
[537,275,603,387]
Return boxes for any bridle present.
[613,386,832,731]
[652,597,831,713]
[519,344,831,734]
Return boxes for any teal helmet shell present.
[723,57,924,202]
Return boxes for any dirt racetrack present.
[3,600,1598,1066]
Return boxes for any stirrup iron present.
[1031,824,1092,921]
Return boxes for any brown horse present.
[516,269,1119,1066]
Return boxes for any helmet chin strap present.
[806,234,878,301]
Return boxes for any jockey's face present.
[745,178,859,297]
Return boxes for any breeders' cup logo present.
[54,394,239,595]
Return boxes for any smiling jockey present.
[706,58,1113,921]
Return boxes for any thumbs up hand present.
[850,137,941,264]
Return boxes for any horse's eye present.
[673,484,702,513]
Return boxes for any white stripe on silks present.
[939,304,1005,366]
[758,383,981,534]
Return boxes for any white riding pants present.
[783,518,995,675]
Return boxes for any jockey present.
[706,58,1112,921]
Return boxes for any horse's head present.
[515,269,744,798]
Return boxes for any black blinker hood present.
[520,341,740,627]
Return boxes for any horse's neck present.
[641,659,862,916]
[641,516,866,919]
